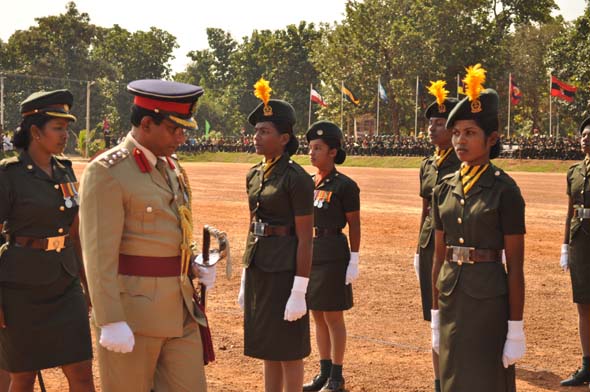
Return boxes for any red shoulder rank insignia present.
[133,148,152,173]
[166,156,176,170]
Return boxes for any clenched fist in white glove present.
[431,309,440,355]
[413,254,420,281]
[345,252,360,285]
[192,263,217,289]
[560,243,569,272]
[502,320,526,368]
[100,321,135,353]
[284,276,309,322]
[237,268,246,310]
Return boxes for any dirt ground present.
[36,161,581,391]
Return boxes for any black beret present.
[127,79,204,130]
[20,89,76,121]
[579,117,590,133]
[248,99,296,127]
[425,97,459,120]
[306,120,343,142]
[446,88,499,129]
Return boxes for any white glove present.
[413,253,420,281]
[284,276,309,322]
[237,268,246,310]
[431,309,440,354]
[192,263,217,289]
[502,320,526,368]
[560,244,569,271]
[99,321,135,353]
[345,252,360,285]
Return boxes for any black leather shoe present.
[319,378,346,392]
[303,374,328,391]
[561,367,590,386]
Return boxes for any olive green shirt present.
[0,152,79,287]
[566,160,590,241]
[312,169,359,263]
[418,149,461,248]
[432,164,525,299]
[242,152,314,272]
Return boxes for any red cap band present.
[134,96,192,115]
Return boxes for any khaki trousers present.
[96,315,206,392]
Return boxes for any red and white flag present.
[310,88,328,107]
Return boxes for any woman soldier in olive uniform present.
[238,79,314,392]
[414,81,460,392]
[0,90,94,391]
[303,121,360,392]
[558,116,590,387]
[430,65,526,392]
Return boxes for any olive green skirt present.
[0,271,92,372]
[307,259,353,311]
[244,263,311,361]
[439,289,515,392]
[418,234,434,321]
[569,228,590,303]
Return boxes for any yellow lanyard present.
[460,163,489,195]
[434,147,452,167]
[262,156,280,180]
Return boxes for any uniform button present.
[58,228,64,234]
[326,179,331,183]
[174,195,178,200]
[59,206,65,211]
[495,171,500,176]
[146,206,153,213]
[459,237,465,244]
[27,164,33,170]
[460,199,465,205]
[457,218,462,224]
[54,184,60,190]
[581,190,585,194]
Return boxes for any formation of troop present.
[0,62,588,392]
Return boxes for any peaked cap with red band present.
[127,79,204,130]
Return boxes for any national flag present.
[457,75,466,96]
[551,76,577,103]
[341,84,360,106]
[378,79,389,103]
[510,75,522,105]
[205,120,211,137]
[310,88,327,107]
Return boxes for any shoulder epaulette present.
[54,155,72,167]
[98,148,130,168]
[441,171,457,182]
[0,156,20,171]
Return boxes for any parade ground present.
[37,161,577,391]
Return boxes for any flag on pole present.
[417,80,427,109]
[457,75,466,96]
[510,75,522,105]
[341,84,360,106]
[378,79,389,102]
[310,88,328,107]
[205,120,211,137]
[551,76,577,103]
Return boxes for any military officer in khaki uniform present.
[415,82,460,392]
[559,116,590,387]
[431,65,526,392]
[237,79,314,392]
[79,80,216,392]
[303,121,360,392]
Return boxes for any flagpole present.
[308,83,312,129]
[456,74,460,99]
[549,74,553,137]
[340,81,344,130]
[414,76,419,138]
[507,73,511,139]
[376,78,380,136]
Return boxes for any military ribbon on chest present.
[59,181,79,208]
[314,190,333,209]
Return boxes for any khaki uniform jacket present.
[79,134,205,338]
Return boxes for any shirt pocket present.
[128,196,158,234]
[118,275,156,300]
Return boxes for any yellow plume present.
[427,80,449,106]
[254,78,272,105]
[462,64,486,102]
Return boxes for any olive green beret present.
[425,97,459,120]
[248,99,296,127]
[20,89,76,121]
[446,88,499,129]
[306,120,343,142]
[579,117,590,133]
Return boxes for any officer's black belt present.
[12,235,71,252]
[313,227,342,238]
[445,246,502,265]
[574,207,590,219]
[250,222,294,237]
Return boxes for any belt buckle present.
[578,208,590,219]
[45,235,66,253]
[252,222,267,237]
[451,246,475,265]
